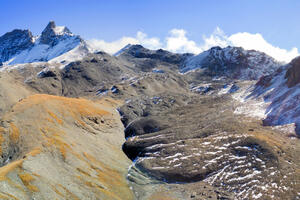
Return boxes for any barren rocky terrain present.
[0,22,299,200]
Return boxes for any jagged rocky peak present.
[182,46,281,80]
[40,21,74,46]
[0,29,34,62]
[285,56,300,87]
[0,21,88,66]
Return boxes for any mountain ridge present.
[0,22,283,81]
[181,46,281,80]
[0,22,299,200]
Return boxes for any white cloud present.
[228,32,299,63]
[200,27,299,63]
[165,29,201,54]
[136,32,161,50]
[87,27,299,63]
[201,27,229,50]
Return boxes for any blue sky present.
[1,0,299,62]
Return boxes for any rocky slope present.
[0,94,133,200]
[239,56,300,136]
[0,23,299,200]
[119,81,299,200]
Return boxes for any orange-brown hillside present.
[0,94,133,200]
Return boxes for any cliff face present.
[285,56,300,88]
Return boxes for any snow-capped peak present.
[181,46,281,80]
[43,21,72,35]
[39,21,74,46]
[0,21,89,66]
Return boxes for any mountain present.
[181,46,281,80]
[0,22,299,200]
[0,21,89,66]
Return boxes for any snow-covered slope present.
[181,46,281,80]
[0,21,89,66]
[237,56,300,135]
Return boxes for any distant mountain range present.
[0,21,281,80]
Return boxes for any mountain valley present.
[0,22,299,200]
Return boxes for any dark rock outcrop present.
[40,21,75,46]
[0,29,34,62]
[285,56,300,87]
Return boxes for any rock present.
[37,69,57,78]
[111,85,119,94]
[228,84,239,93]
[191,192,197,198]
[90,58,98,63]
